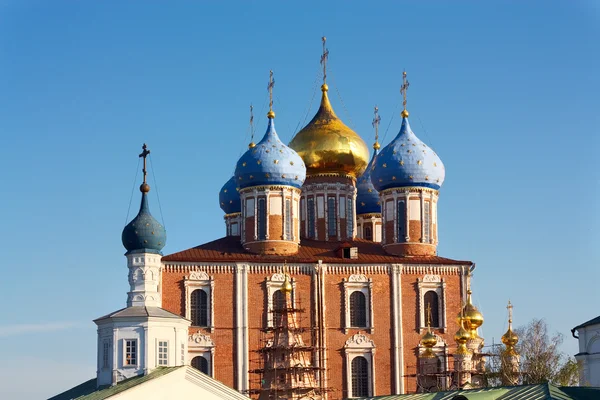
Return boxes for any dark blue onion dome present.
[235,111,306,190]
[371,116,445,192]
[122,182,167,254]
[356,147,381,215]
[219,176,241,214]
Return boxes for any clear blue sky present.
[0,1,598,398]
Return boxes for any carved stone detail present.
[345,333,375,349]
[348,274,368,282]
[188,271,210,281]
[189,331,215,347]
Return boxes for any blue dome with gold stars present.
[356,150,381,215]
[122,185,167,254]
[219,176,241,214]
[235,115,306,190]
[371,116,445,191]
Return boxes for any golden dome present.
[421,330,437,349]
[502,327,519,348]
[460,290,484,335]
[281,274,293,294]
[455,322,472,345]
[289,84,369,178]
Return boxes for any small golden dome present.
[461,290,484,333]
[373,141,381,150]
[267,110,276,119]
[401,109,409,118]
[289,85,369,178]
[140,183,150,193]
[502,327,519,348]
[421,330,437,349]
[281,274,293,294]
[248,142,256,149]
[455,320,472,345]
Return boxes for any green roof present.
[48,366,182,400]
[359,383,600,400]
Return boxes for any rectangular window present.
[181,343,185,365]
[158,341,168,366]
[327,197,337,237]
[346,197,353,238]
[285,199,291,239]
[257,198,266,240]
[423,201,431,242]
[103,340,110,369]
[307,198,315,238]
[397,200,406,242]
[125,339,137,366]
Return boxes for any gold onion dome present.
[454,321,472,345]
[281,274,293,294]
[421,330,437,349]
[460,290,484,333]
[502,326,519,348]
[289,84,370,178]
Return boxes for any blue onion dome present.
[219,176,241,214]
[371,116,445,192]
[235,112,306,190]
[356,148,381,215]
[122,182,167,254]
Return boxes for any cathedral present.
[82,40,527,400]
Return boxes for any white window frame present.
[418,274,447,331]
[184,271,214,332]
[265,273,296,328]
[123,338,138,368]
[188,331,215,377]
[157,339,169,366]
[343,274,374,334]
[344,333,376,398]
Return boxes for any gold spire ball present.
[289,37,369,178]
[281,273,293,294]
[501,301,519,356]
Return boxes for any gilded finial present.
[138,143,151,193]
[267,70,275,119]
[400,70,410,118]
[248,104,256,148]
[420,303,437,357]
[502,300,519,354]
[372,106,381,150]
[320,36,329,86]
[281,262,292,294]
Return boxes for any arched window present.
[328,197,337,236]
[350,291,367,328]
[272,290,285,327]
[191,289,208,327]
[191,356,209,375]
[351,356,369,397]
[424,290,439,328]
[364,226,373,241]
[257,198,267,240]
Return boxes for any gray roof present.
[572,315,600,332]
[94,306,186,322]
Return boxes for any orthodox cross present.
[400,70,410,112]
[426,303,432,330]
[139,143,150,184]
[372,106,381,146]
[320,36,329,84]
[267,70,275,112]
[507,300,513,327]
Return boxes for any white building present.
[572,316,600,386]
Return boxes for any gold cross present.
[267,70,275,112]
[138,143,150,184]
[426,303,432,329]
[248,104,255,148]
[372,106,381,149]
[400,70,410,112]
[320,36,329,84]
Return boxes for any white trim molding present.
[417,274,447,332]
[188,331,215,377]
[344,333,376,398]
[184,271,215,332]
[265,273,296,328]
[343,274,374,334]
